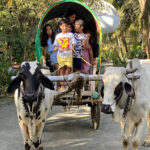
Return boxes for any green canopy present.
[35,0,102,68]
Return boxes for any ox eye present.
[114,82,123,98]
[19,73,25,79]
[34,72,41,79]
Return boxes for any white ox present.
[101,58,150,150]
[7,61,55,150]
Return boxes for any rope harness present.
[122,61,136,118]
[19,85,45,118]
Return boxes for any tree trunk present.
[146,15,150,58]
[138,0,150,58]
[138,0,146,12]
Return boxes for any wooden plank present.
[91,65,97,91]
[11,73,140,81]
[58,91,92,97]
[53,99,102,105]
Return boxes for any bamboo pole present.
[11,73,140,81]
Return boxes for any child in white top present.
[53,19,76,90]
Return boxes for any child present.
[41,24,58,71]
[73,19,87,72]
[53,19,76,90]
[82,32,93,74]
[67,24,72,33]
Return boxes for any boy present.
[73,19,87,72]
[53,19,76,90]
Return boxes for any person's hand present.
[54,46,58,52]
[90,59,94,65]
[43,57,46,64]
[83,39,87,47]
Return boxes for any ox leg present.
[122,117,135,150]
[120,117,125,136]
[19,121,31,150]
[132,119,145,150]
[122,138,129,150]
[33,121,45,150]
[143,110,150,147]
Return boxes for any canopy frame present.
[35,0,102,69]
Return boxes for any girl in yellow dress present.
[53,19,76,90]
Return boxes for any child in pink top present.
[82,32,93,74]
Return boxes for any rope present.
[122,61,136,118]
[49,65,64,75]
[71,48,93,66]
[64,75,72,90]
[49,48,93,75]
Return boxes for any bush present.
[101,48,127,66]
[127,44,147,59]
[0,55,16,96]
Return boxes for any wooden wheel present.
[91,102,101,130]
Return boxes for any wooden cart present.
[35,0,103,130]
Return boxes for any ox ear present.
[124,82,135,98]
[40,74,54,90]
[7,76,22,93]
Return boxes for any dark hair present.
[41,24,55,47]
[65,9,76,18]
[59,18,69,26]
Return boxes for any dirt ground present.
[0,99,149,150]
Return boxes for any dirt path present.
[0,100,149,150]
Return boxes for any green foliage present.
[0,0,149,95]
[0,52,16,95]
[101,47,127,66]
[0,0,56,63]
[127,44,147,59]
[102,0,150,65]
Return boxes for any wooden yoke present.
[54,74,85,101]
[11,72,140,103]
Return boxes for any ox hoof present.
[143,141,150,147]
[35,146,44,150]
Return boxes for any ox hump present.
[104,67,126,76]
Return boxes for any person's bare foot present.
[58,86,65,91]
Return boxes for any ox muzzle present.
[101,104,113,114]
[23,92,37,103]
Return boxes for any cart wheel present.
[91,102,101,130]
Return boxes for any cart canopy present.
[35,0,102,68]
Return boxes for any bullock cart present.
[35,0,103,129]
[48,73,103,130]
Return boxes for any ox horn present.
[126,68,137,75]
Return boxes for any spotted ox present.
[7,61,55,150]
[101,58,150,150]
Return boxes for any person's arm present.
[83,38,89,49]
[44,46,47,57]
[72,44,75,50]
[71,34,76,50]
[53,35,59,52]
[89,45,93,64]
[42,46,48,64]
